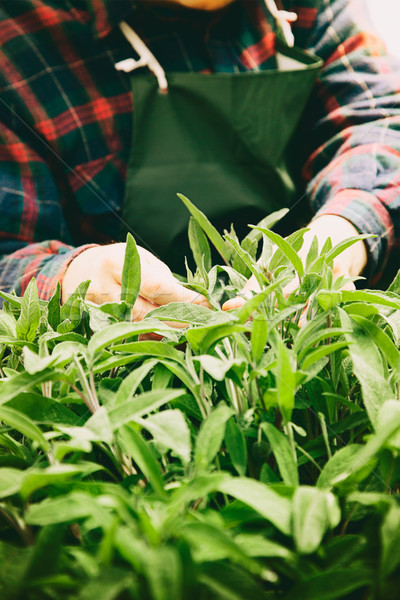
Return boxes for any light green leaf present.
[0,312,17,339]
[118,425,165,497]
[219,478,291,536]
[381,504,400,578]
[261,422,298,486]
[0,468,24,498]
[292,486,341,554]
[109,389,186,431]
[225,417,247,476]
[251,316,268,364]
[121,232,141,307]
[324,235,373,265]
[112,341,186,366]
[114,360,157,405]
[317,445,364,489]
[16,278,41,342]
[301,342,349,371]
[178,193,232,264]
[339,309,393,426]
[0,405,49,451]
[88,320,177,356]
[139,409,191,464]
[47,282,61,331]
[25,493,103,526]
[146,302,215,326]
[195,403,234,470]
[251,226,304,278]
[188,216,212,273]
[351,315,400,370]
[276,337,296,423]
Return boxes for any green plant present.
[0,198,399,600]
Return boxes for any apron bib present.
[117,12,323,273]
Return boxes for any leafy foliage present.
[0,204,399,600]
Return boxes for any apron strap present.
[115,21,168,92]
[264,0,297,48]
[115,0,297,88]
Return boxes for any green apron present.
[119,22,323,274]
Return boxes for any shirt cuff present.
[312,189,394,285]
[35,243,99,301]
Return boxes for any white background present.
[367,0,400,58]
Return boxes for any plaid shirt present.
[0,0,399,299]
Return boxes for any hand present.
[222,215,368,311]
[62,243,210,321]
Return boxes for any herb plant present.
[0,197,399,600]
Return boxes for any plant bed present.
[0,201,399,600]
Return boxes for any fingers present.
[137,246,210,308]
[222,274,261,311]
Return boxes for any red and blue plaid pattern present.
[0,0,399,298]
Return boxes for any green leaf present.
[112,341,186,367]
[109,389,186,430]
[0,370,59,405]
[195,403,234,470]
[16,278,41,342]
[317,445,364,489]
[139,409,191,464]
[324,235,373,265]
[292,486,341,554]
[351,314,400,370]
[118,425,165,497]
[381,504,400,578]
[178,193,232,264]
[0,468,24,498]
[341,289,400,311]
[234,533,293,560]
[179,521,254,568]
[225,418,247,476]
[387,269,400,294]
[114,360,156,405]
[219,478,291,536]
[20,464,101,500]
[0,312,17,339]
[287,568,372,600]
[339,309,393,426]
[276,337,296,423]
[243,208,289,246]
[121,232,141,307]
[261,422,298,486]
[5,393,79,425]
[316,290,342,311]
[60,280,90,321]
[188,216,212,273]
[301,341,349,371]
[251,226,304,278]
[224,235,264,288]
[146,302,215,326]
[25,493,102,526]
[47,282,61,331]
[88,320,177,356]
[0,405,49,452]
[196,355,236,381]
[76,568,134,600]
[186,322,247,354]
[235,277,291,325]
[251,316,268,364]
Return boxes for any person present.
[0,0,398,319]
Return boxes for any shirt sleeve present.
[0,118,95,300]
[297,0,400,284]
